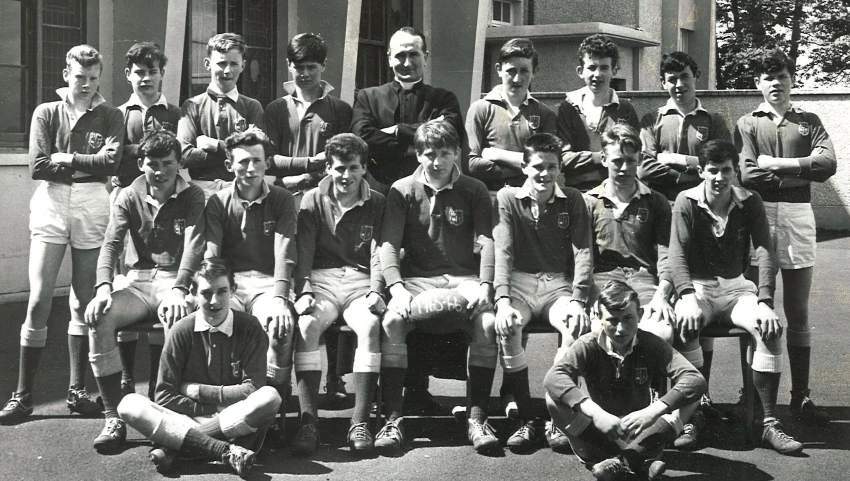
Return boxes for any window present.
[0,0,85,148]
[491,0,512,25]
[610,78,626,91]
[680,29,693,54]
[181,0,276,107]
[355,0,413,90]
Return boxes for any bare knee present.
[297,314,323,344]
[382,311,407,336]
[117,393,153,423]
[252,386,282,416]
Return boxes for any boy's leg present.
[291,294,338,455]
[342,296,382,454]
[375,309,414,455]
[252,293,296,433]
[545,393,618,466]
[146,332,165,400]
[0,241,66,424]
[68,247,103,415]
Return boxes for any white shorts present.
[311,267,372,312]
[509,271,573,320]
[232,271,277,312]
[691,275,758,326]
[114,269,179,318]
[192,179,231,201]
[405,274,480,300]
[592,267,658,307]
[753,201,816,270]
[29,181,109,249]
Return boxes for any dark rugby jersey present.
[115,94,182,187]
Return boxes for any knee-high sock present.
[786,328,812,396]
[94,372,124,418]
[148,344,163,400]
[68,334,89,388]
[752,371,781,420]
[500,350,531,420]
[118,340,137,385]
[352,350,381,424]
[181,427,230,460]
[295,350,322,425]
[16,347,43,395]
[467,366,496,423]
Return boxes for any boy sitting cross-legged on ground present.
[118,259,281,478]
[545,280,706,481]
[493,132,593,453]
[289,133,387,456]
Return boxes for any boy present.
[376,120,500,455]
[84,130,205,452]
[493,133,592,453]
[114,41,183,399]
[669,139,803,454]
[265,33,353,206]
[0,45,124,424]
[178,33,265,199]
[203,129,297,435]
[118,259,281,478]
[558,34,640,192]
[639,51,732,202]
[585,124,675,343]
[291,133,386,455]
[545,280,706,481]
[467,38,557,191]
[737,48,836,426]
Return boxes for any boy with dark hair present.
[114,41,183,399]
[265,33,353,206]
[84,130,204,452]
[736,47,836,427]
[290,133,386,455]
[639,51,732,202]
[0,45,124,425]
[545,280,706,481]
[375,119,500,456]
[203,128,298,435]
[558,34,640,192]
[178,33,265,199]
[493,132,592,452]
[118,259,281,478]
[670,139,803,454]
[467,38,557,191]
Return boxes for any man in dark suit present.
[351,27,464,196]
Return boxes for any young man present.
[467,38,557,192]
[669,139,803,454]
[585,124,675,343]
[351,27,464,196]
[736,48,836,427]
[376,120,500,455]
[178,33,265,199]
[118,259,281,478]
[265,32,353,206]
[265,33,355,402]
[114,41,183,400]
[290,133,386,456]
[0,45,124,424]
[557,34,640,192]
[639,51,732,202]
[203,128,297,435]
[545,280,706,481]
[493,133,592,453]
[83,130,205,452]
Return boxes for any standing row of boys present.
[0,25,834,481]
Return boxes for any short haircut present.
[287,33,327,64]
[577,34,619,69]
[389,27,428,54]
[597,280,640,312]
[325,133,369,167]
[698,139,739,169]
[126,42,167,70]
[523,133,564,164]
[224,128,270,159]
[660,51,698,78]
[192,258,236,293]
[414,119,460,154]
[600,124,642,154]
[207,33,247,57]
[753,48,796,77]
[498,38,538,71]
[139,130,181,160]
[66,45,102,69]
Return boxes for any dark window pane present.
[503,3,511,23]
[492,1,501,22]
[370,0,384,41]
[0,0,23,64]
[360,0,371,40]
[387,0,410,33]
[0,66,24,133]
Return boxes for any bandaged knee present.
[89,347,122,377]
[20,326,48,348]
[294,350,322,373]
[353,349,381,373]
[500,349,528,373]
[381,343,408,368]
[680,346,704,369]
[266,363,292,386]
[468,342,498,368]
[661,412,684,436]
[67,317,88,337]
[149,412,195,450]
[219,401,259,438]
[116,331,139,343]
[786,328,812,348]
[751,351,782,373]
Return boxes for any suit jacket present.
[351,81,463,186]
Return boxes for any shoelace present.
[298,425,317,441]
[768,424,794,442]
[472,421,495,438]
[350,423,370,441]
[104,418,123,436]
[682,424,694,436]
[378,422,400,439]
[5,398,25,410]
[600,459,631,476]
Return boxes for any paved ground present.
[0,235,848,481]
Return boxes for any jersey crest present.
[263,220,275,236]
[634,366,649,386]
[173,218,185,235]
[558,212,570,229]
[360,225,373,241]
[231,360,242,378]
[446,206,464,226]
[798,122,810,137]
[696,126,708,142]
[86,132,104,150]
[528,115,540,130]
[637,208,649,223]
[235,117,248,132]
[320,122,332,137]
